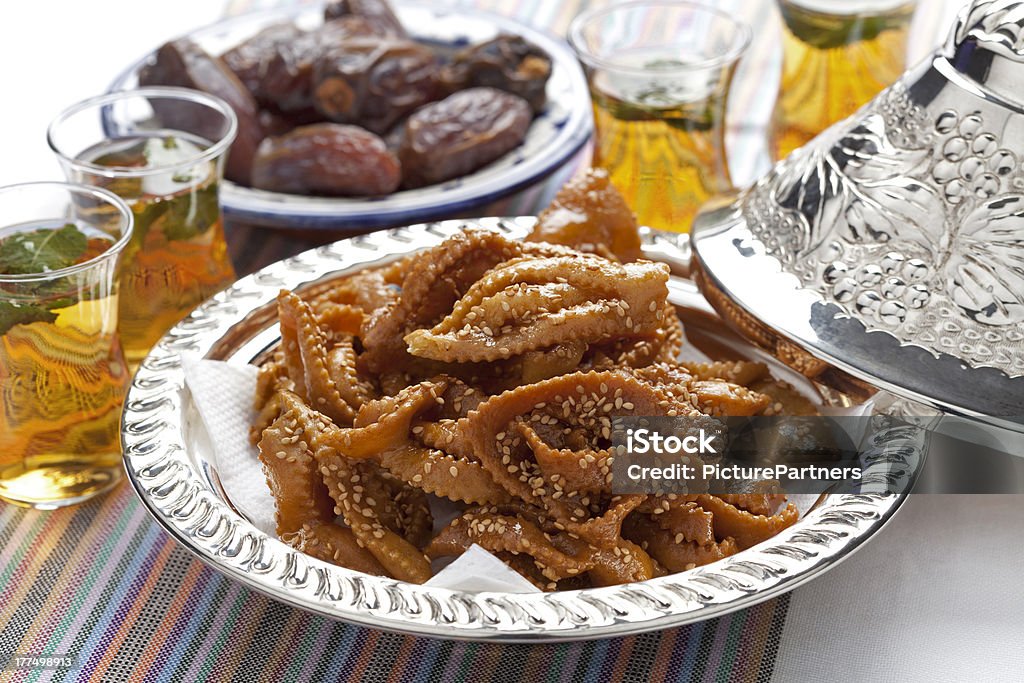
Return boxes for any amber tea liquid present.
[0,222,129,507]
[81,134,236,367]
[589,53,734,234]
[772,0,915,159]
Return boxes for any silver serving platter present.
[122,218,910,641]
[692,0,1024,436]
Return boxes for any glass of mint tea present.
[0,182,133,508]
[48,87,238,369]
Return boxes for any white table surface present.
[0,2,1020,681]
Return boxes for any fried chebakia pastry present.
[403,255,670,363]
[357,228,521,375]
[530,168,643,263]
[427,504,654,589]
[257,397,388,575]
[251,197,804,589]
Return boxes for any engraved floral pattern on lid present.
[741,66,1024,377]
[952,0,1024,62]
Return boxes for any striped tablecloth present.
[0,484,790,681]
[0,1,970,681]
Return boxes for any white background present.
[0,1,225,186]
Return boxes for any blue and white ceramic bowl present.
[110,2,592,231]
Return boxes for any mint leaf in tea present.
[0,301,57,336]
[0,221,117,336]
[0,222,88,275]
[78,132,236,366]
[85,134,221,243]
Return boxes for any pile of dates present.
[139,0,552,196]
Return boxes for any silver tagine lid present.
[691,0,1024,433]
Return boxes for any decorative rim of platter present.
[108,2,592,231]
[121,217,909,641]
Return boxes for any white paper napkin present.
[181,354,277,536]
[181,355,540,593]
[429,544,540,593]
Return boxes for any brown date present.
[258,109,296,138]
[440,35,552,113]
[139,39,264,185]
[251,123,401,196]
[223,18,390,116]
[399,87,531,188]
[323,0,406,37]
[313,39,440,134]
[221,23,303,100]
[383,117,407,154]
